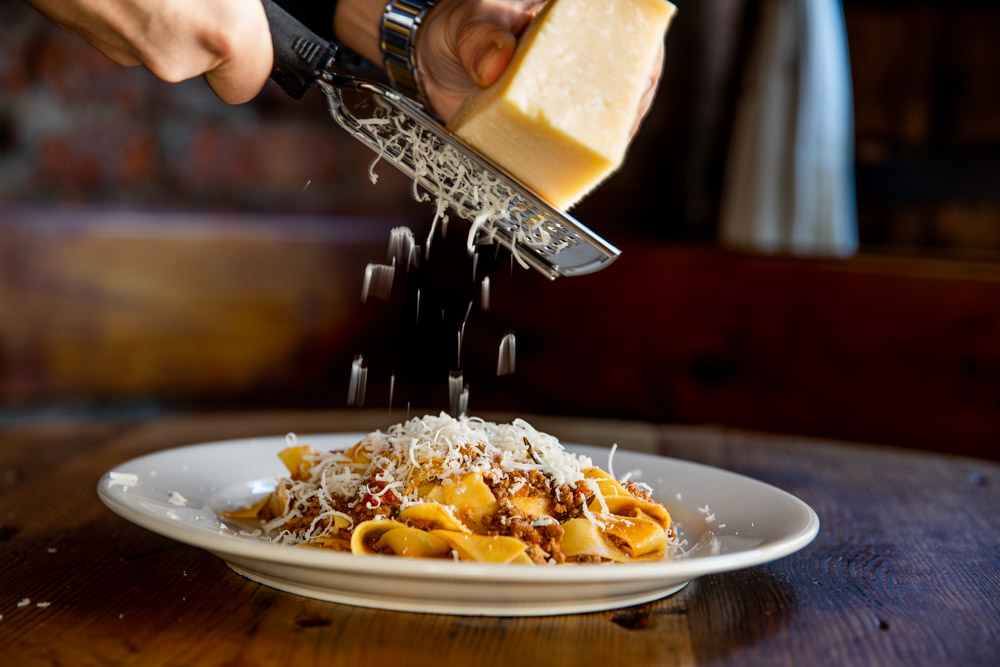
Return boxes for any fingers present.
[455,20,517,87]
[28,0,273,104]
[201,2,273,104]
[203,53,272,104]
[511,0,547,35]
[631,42,664,138]
[152,0,272,104]
[83,38,144,68]
[419,0,541,120]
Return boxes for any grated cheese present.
[360,102,562,261]
[361,263,395,303]
[348,354,367,407]
[265,413,595,545]
[108,472,139,488]
[496,332,516,377]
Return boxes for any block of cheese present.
[446,0,676,210]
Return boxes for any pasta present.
[223,413,677,564]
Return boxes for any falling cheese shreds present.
[361,101,564,260]
[348,354,368,407]
[36,602,51,609]
[496,332,516,377]
[361,263,395,303]
[16,598,30,608]
[448,374,469,418]
[387,226,418,271]
[168,492,188,507]
[480,276,491,311]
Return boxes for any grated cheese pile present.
[264,413,595,545]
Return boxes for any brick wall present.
[0,2,427,218]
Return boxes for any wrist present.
[380,0,436,100]
[333,0,385,65]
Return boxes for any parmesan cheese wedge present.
[446,0,677,210]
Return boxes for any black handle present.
[261,0,338,99]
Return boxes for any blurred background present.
[1,0,997,459]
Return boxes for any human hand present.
[632,42,664,138]
[415,0,546,122]
[337,0,664,128]
[23,0,273,104]
[333,0,543,122]
[419,0,664,131]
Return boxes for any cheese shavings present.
[359,102,569,264]
[108,472,139,488]
[228,413,679,565]
[261,413,593,547]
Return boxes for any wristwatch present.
[380,0,436,102]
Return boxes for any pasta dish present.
[223,413,677,564]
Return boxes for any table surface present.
[1,409,998,666]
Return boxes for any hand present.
[23,0,273,104]
[335,0,664,129]
[415,0,545,121]
[419,0,664,132]
[632,42,664,138]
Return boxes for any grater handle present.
[261,0,338,99]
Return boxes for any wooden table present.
[1,410,998,665]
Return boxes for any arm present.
[22,0,661,130]
[19,0,535,113]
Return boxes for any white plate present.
[97,434,819,616]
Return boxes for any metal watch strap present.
[380,0,435,101]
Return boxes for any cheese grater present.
[263,0,619,279]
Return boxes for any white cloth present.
[719,0,857,256]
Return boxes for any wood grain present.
[1,411,998,666]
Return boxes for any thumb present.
[456,21,517,88]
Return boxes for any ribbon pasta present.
[223,413,677,564]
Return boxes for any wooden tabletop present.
[1,409,997,666]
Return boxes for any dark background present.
[1,0,998,458]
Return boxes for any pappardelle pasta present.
[223,413,678,564]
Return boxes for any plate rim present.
[96,432,820,585]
